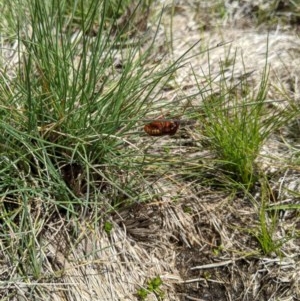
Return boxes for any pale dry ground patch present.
[3,1,300,301]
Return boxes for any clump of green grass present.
[198,49,296,189]
[249,178,291,256]
[255,201,282,256]
[0,0,191,295]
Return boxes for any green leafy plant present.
[137,276,164,300]
[104,221,113,234]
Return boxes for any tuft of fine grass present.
[0,0,193,297]
[198,48,297,189]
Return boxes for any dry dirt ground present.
[9,1,300,301]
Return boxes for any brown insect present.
[144,119,180,136]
